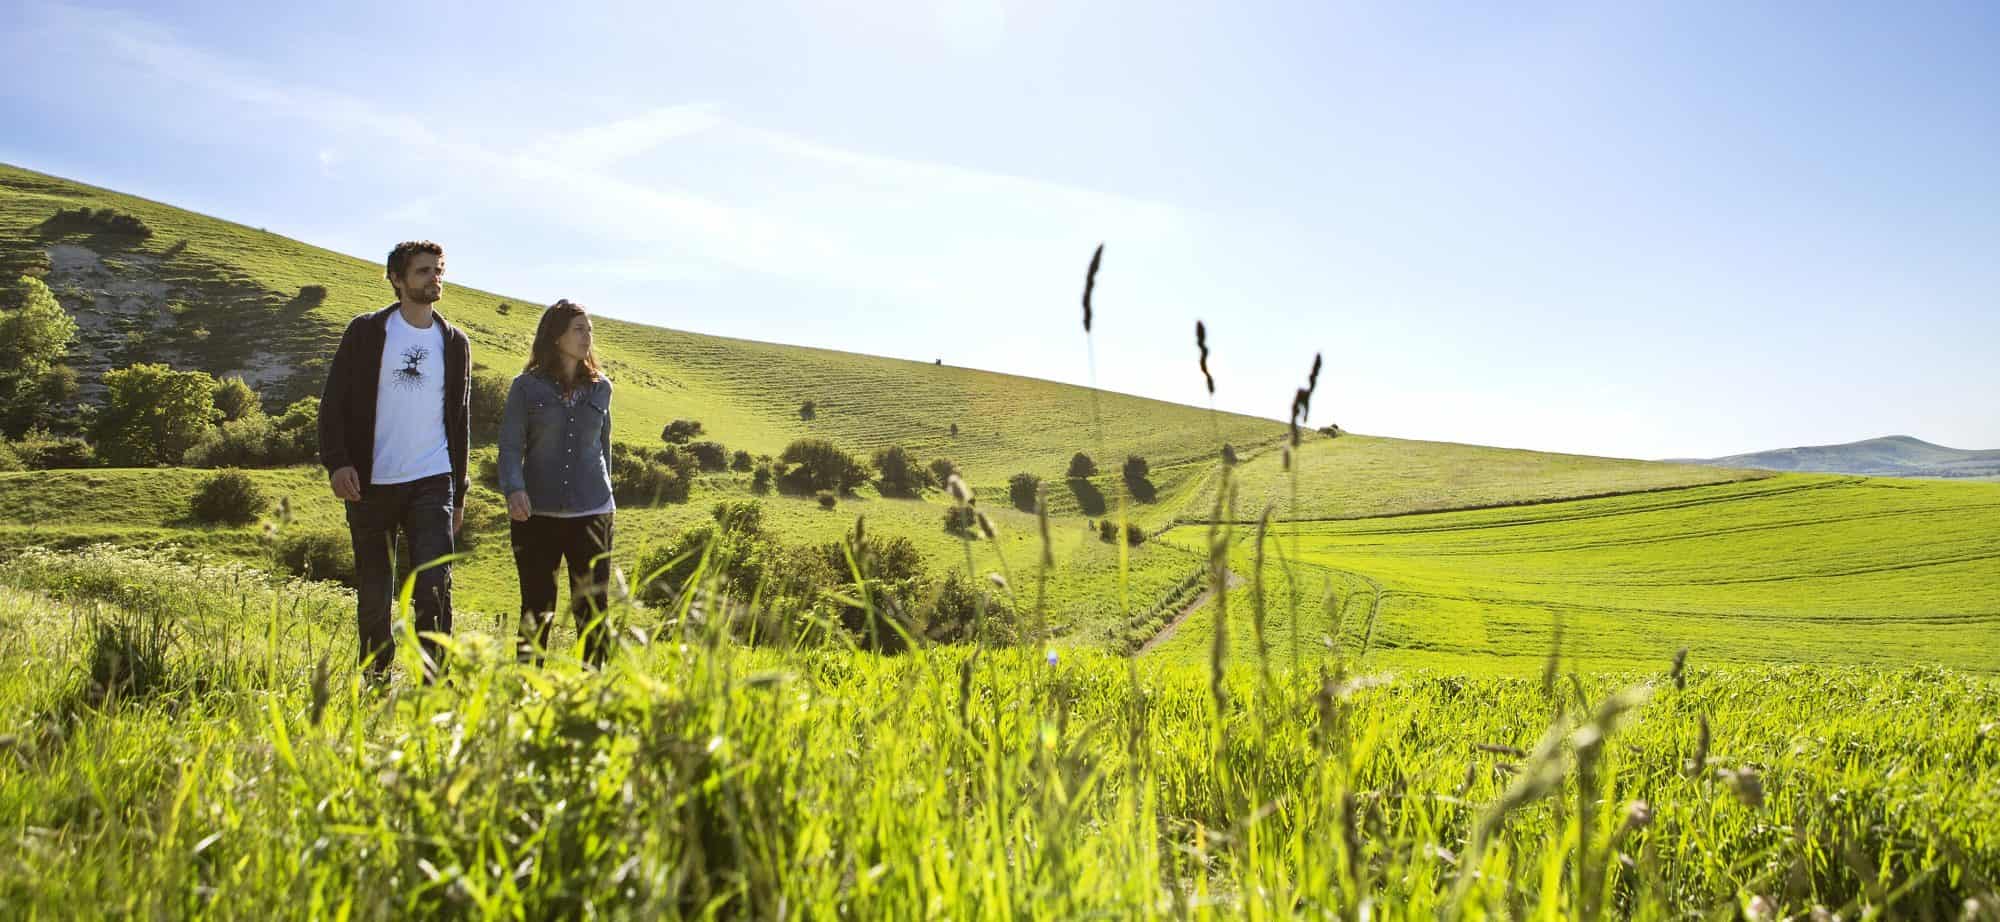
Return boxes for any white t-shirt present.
[371,309,452,485]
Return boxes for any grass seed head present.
[1195,321,1214,394]
[1081,243,1102,333]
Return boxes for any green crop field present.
[4,162,1999,917]
[1155,474,2000,675]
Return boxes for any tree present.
[0,277,79,438]
[94,364,220,466]
[1067,452,1098,479]
[1121,454,1150,482]
[1008,472,1041,512]
[212,376,262,422]
[661,419,704,444]
[779,439,870,494]
[872,445,933,497]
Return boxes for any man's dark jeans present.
[346,473,456,683]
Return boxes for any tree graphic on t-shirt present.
[394,345,429,390]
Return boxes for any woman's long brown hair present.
[524,299,602,392]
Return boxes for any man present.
[318,240,471,684]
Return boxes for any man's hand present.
[330,466,361,502]
[453,504,466,536]
[506,491,532,522]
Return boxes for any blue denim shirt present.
[497,373,614,515]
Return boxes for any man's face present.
[398,253,445,304]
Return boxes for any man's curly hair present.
[385,240,444,293]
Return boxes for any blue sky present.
[4,0,1996,459]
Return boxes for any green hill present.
[9,161,1996,669]
[1679,434,2000,480]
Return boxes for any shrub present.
[779,439,870,494]
[470,370,510,444]
[1122,455,1150,482]
[1124,522,1147,546]
[495,302,512,315]
[926,570,993,645]
[872,445,933,497]
[211,376,262,423]
[295,284,329,307]
[929,458,957,485]
[1067,453,1097,479]
[1008,472,1041,512]
[1221,443,1239,465]
[817,491,837,510]
[610,442,690,505]
[942,505,976,536]
[751,462,773,495]
[948,423,959,437]
[1098,519,1117,543]
[185,414,276,468]
[42,206,153,240]
[730,450,753,472]
[798,400,816,421]
[189,470,268,525]
[8,428,95,469]
[271,397,319,462]
[275,528,355,585]
[0,441,19,472]
[661,419,704,444]
[688,440,729,472]
[710,499,764,535]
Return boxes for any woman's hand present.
[507,491,532,521]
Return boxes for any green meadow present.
[3,161,1998,917]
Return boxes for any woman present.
[497,299,616,667]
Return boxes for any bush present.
[470,370,510,445]
[0,441,19,472]
[295,284,328,307]
[495,302,511,315]
[779,439,870,494]
[949,423,958,437]
[730,450,753,472]
[1097,519,1144,545]
[925,570,990,644]
[41,206,152,240]
[1008,472,1041,512]
[189,470,268,525]
[610,442,691,505]
[271,397,319,462]
[942,505,977,536]
[1221,444,1239,465]
[817,491,837,510]
[799,400,816,421]
[212,376,262,422]
[275,528,355,585]
[1122,455,1150,482]
[7,428,95,469]
[661,419,704,444]
[872,445,933,497]
[928,458,957,485]
[751,462,773,495]
[688,440,729,472]
[711,499,764,535]
[185,414,276,468]
[1067,453,1097,479]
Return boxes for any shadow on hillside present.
[1067,477,1106,516]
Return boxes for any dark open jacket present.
[317,304,472,509]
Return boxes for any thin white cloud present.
[526,104,723,171]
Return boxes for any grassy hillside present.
[1157,474,2000,673]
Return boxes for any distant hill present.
[1678,435,2000,480]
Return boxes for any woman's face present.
[556,313,593,364]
